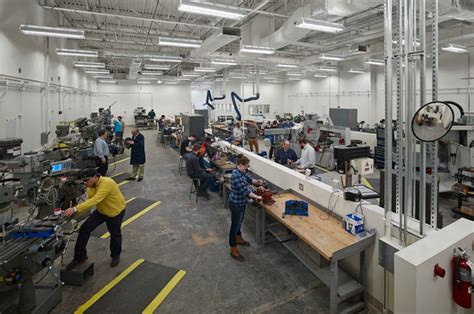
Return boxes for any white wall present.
[0,0,95,151]
[394,218,473,314]
[93,82,192,126]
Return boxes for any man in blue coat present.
[126,128,146,182]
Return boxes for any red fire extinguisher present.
[452,247,473,309]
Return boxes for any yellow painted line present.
[142,270,186,314]
[75,259,145,314]
[117,181,129,187]
[126,197,137,204]
[362,177,374,190]
[111,171,125,178]
[100,201,161,239]
[110,157,130,166]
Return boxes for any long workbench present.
[255,190,375,314]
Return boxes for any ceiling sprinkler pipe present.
[230,91,260,121]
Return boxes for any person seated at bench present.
[275,140,297,165]
[180,134,196,160]
[186,144,214,200]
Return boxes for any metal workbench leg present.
[260,206,266,246]
[360,250,368,308]
[255,206,261,245]
[330,260,338,314]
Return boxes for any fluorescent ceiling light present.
[158,37,202,48]
[148,56,182,63]
[365,59,385,66]
[240,45,275,55]
[194,67,216,73]
[143,64,171,70]
[84,69,110,74]
[287,72,302,76]
[295,18,344,33]
[19,24,85,39]
[319,54,346,61]
[277,63,298,68]
[75,61,105,68]
[141,71,164,76]
[56,48,98,57]
[319,66,338,72]
[268,80,283,83]
[211,59,238,66]
[178,0,245,20]
[230,76,246,79]
[98,80,116,84]
[314,74,329,78]
[442,43,469,53]
[392,39,421,47]
[263,76,278,80]
[93,74,113,79]
[182,73,201,77]
[157,80,163,84]
[348,69,367,74]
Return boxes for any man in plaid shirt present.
[228,154,263,262]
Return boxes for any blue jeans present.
[229,202,246,247]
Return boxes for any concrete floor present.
[48,130,330,313]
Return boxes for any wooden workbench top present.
[211,159,235,171]
[261,191,357,260]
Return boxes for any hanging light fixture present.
[365,59,385,66]
[75,61,105,68]
[441,43,469,54]
[319,54,346,61]
[348,69,367,74]
[148,56,182,63]
[158,37,202,48]
[178,0,245,20]
[56,48,98,57]
[20,24,85,39]
[295,18,344,33]
[277,63,299,68]
[194,67,216,73]
[143,64,171,70]
[240,45,275,55]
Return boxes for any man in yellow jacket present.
[64,168,126,270]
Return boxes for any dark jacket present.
[180,138,191,156]
[275,148,298,165]
[186,153,204,177]
[130,132,146,165]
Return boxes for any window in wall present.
[248,104,270,115]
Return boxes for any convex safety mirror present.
[412,101,455,142]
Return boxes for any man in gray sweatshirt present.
[246,121,259,153]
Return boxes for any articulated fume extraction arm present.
[231,92,260,121]
[203,90,225,110]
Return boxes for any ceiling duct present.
[190,27,240,58]
[128,60,142,80]
[260,0,324,50]
[327,0,383,17]
[438,0,474,23]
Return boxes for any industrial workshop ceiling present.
[33,0,474,86]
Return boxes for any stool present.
[178,156,186,176]
[189,179,199,203]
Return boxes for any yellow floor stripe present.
[126,197,137,204]
[142,270,186,314]
[362,177,374,190]
[75,259,145,314]
[100,201,161,239]
[111,171,125,178]
[110,157,130,166]
[117,181,129,187]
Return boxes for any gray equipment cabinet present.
[194,109,209,129]
[182,114,205,139]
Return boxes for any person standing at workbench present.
[232,122,243,146]
[246,120,259,153]
[93,129,109,176]
[228,154,263,262]
[64,168,126,269]
[126,128,146,182]
[291,138,316,174]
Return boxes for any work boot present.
[236,235,250,246]
[125,177,136,181]
[110,257,120,267]
[137,177,143,182]
[65,256,88,271]
[230,246,245,262]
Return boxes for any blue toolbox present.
[284,200,309,217]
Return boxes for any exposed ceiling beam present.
[41,4,220,30]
